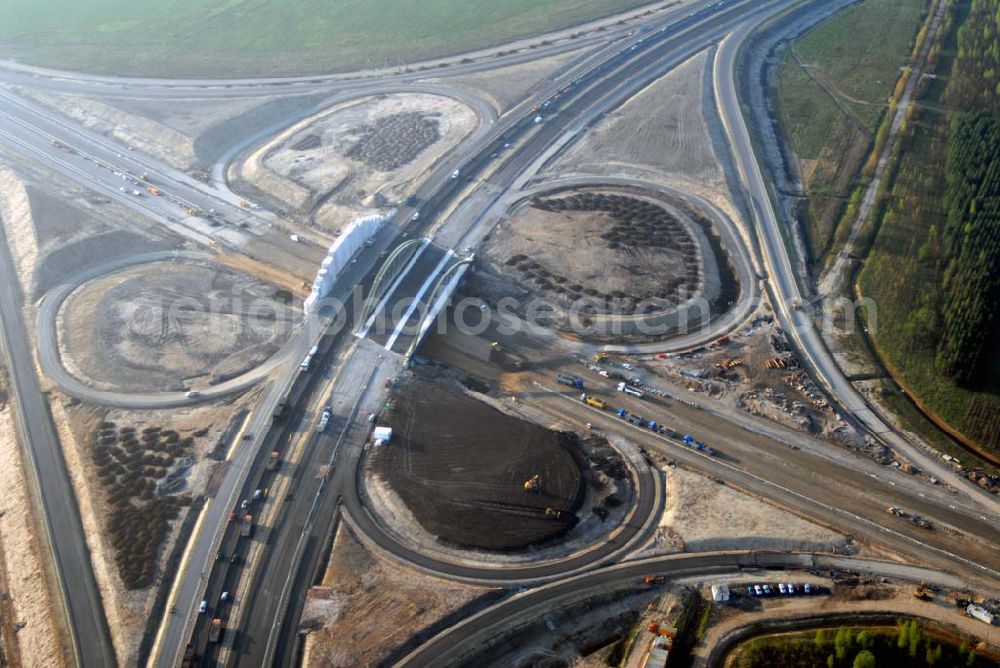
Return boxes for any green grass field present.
[0,0,649,77]
[775,0,927,264]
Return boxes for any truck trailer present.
[557,374,585,389]
[208,618,223,643]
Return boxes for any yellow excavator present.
[524,475,541,492]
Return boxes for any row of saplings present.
[92,421,196,589]
[504,194,699,314]
[345,111,441,172]
[533,192,699,252]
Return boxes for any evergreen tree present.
[853,649,876,668]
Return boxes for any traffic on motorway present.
[0,0,997,666]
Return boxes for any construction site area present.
[471,186,738,342]
[368,373,590,550]
[58,258,299,392]
[238,92,478,233]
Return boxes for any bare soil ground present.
[436,46,586,113]
[57,395,249,664]
[0,401,65,666]
[643,309,867,451]
[548,49,739,223]
[16,89,199,171]
[659,466,847,553]
[472,187,730,342]
[59,259,299,392]
[241,93,477,233]
[371,373,585,550]
[300,522,489,667]
[0,166,38,297]
[0,150,182,300]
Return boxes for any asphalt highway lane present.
[0,217,115,664]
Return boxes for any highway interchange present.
[0,0,997,666]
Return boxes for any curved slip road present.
[395,551,973,667]
[35,250,307,409]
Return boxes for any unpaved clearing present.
[0,402,66,666]
[0,167,38,297]
[16,89,197,170]
[642,310,870,453]
[372,374,584,550]
[87,94,277,146]
[55,395,247,665]
[660,466,847,553]
[472,187,733,343]
[548,49,740,223]
[0,150,181,300]
[483,191,705,309]
[436,46,586,113]
[301,522,489,667]
[58,259,299,393]
[240,93,477,233]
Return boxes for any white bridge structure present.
[303,212,390,313]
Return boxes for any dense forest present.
[857,0,1000,455]
[945,0,1000,113]
[936,0,1000,388]
[936,112,1000,386]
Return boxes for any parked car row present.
[745,582,821,597]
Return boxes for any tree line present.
[936,111,1000,386]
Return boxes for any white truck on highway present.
[617,382,644,399]
[317,405,332,432]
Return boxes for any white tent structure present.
[303,212,388,313]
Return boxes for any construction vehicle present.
[593,352,609,363]
[300,344,319,372]
[557,374,584,389]
[524,475,542,492]
[147,187,161,196]
[581,394,606,409]
[317,405,332,432]
[617,382,644,398]
[140,172,149,181]
[966,604,996,625]
[181,643,195,668]
[718,358,742,370]
[208,618,223,643]
[544,508,564,519]
[617,408,646,425]
[50,139,75,154]
[186,207,199,216]
[241,515,253,538]
[239,200,250,208]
